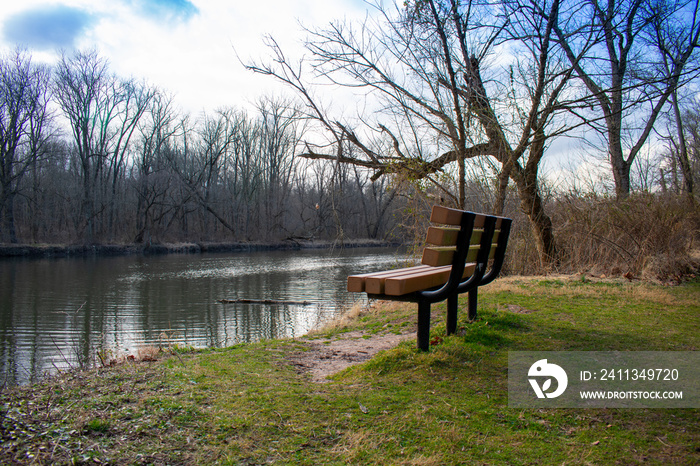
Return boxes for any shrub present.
[499,193,699,280]
[553,193,699,281]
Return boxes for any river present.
[0,246,405,386]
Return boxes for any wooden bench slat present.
[431,205,505,228]
[468,244,499,262]
[430,205,464,225]
[421,246,458,266]
[468,229,500,245]
[347,265,430,292]
[425,227,501,246]
[426,226,501,248]
[365,265,451,294]
[421,243,499,266]
[425,226,461,246]
[384,263,477,296]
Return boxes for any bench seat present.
[349,263,477,296]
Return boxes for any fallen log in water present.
[218,298,314,306]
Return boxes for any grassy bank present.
[1,276,699,465]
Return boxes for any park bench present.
[347,205,512,351]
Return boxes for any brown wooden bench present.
[347,205,512,351]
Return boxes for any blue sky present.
[3,5,95,50]
[0,0,371,113]
[3,1,200,50]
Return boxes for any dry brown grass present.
[557,194,700,280]
[316,301,367,332]
[503,193,700,281]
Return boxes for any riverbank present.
[0,238,399,259]
[1,276,699,464]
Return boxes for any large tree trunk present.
[1,189,18,243]
[82,160,95,244]
[671,91,696,205]
[511,162,558,270]
[493,161,512,216]
[608,123,631,200]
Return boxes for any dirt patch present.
[288,331,413,383]
[502,304,538,314]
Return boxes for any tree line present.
[0,49,400,245]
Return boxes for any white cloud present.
[0,0,375,114]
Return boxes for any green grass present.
[1,277,698,464]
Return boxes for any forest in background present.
[1,0,700,279]
[0,49,400,246]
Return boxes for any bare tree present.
[248,0,580,267]
[655,1,700,202]
[103,78,156,239]
[552,0,700,199]
[53,49,117,243]
[667,88,695,200]
[164,108,239,237]
[0,48,53,243]
[661,94,700,196]
[350,165,398,239]
[254,97,303,235]
[133,89,182,243]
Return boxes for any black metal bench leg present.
[468,288,478,320]
[417,300,431,351]
[447,294,458,335]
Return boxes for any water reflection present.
[0,247,405,386]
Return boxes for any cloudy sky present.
[0,0,373,114]
[1,0,649,186]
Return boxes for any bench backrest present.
[346,205,512,297]
[418,205,511,301]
